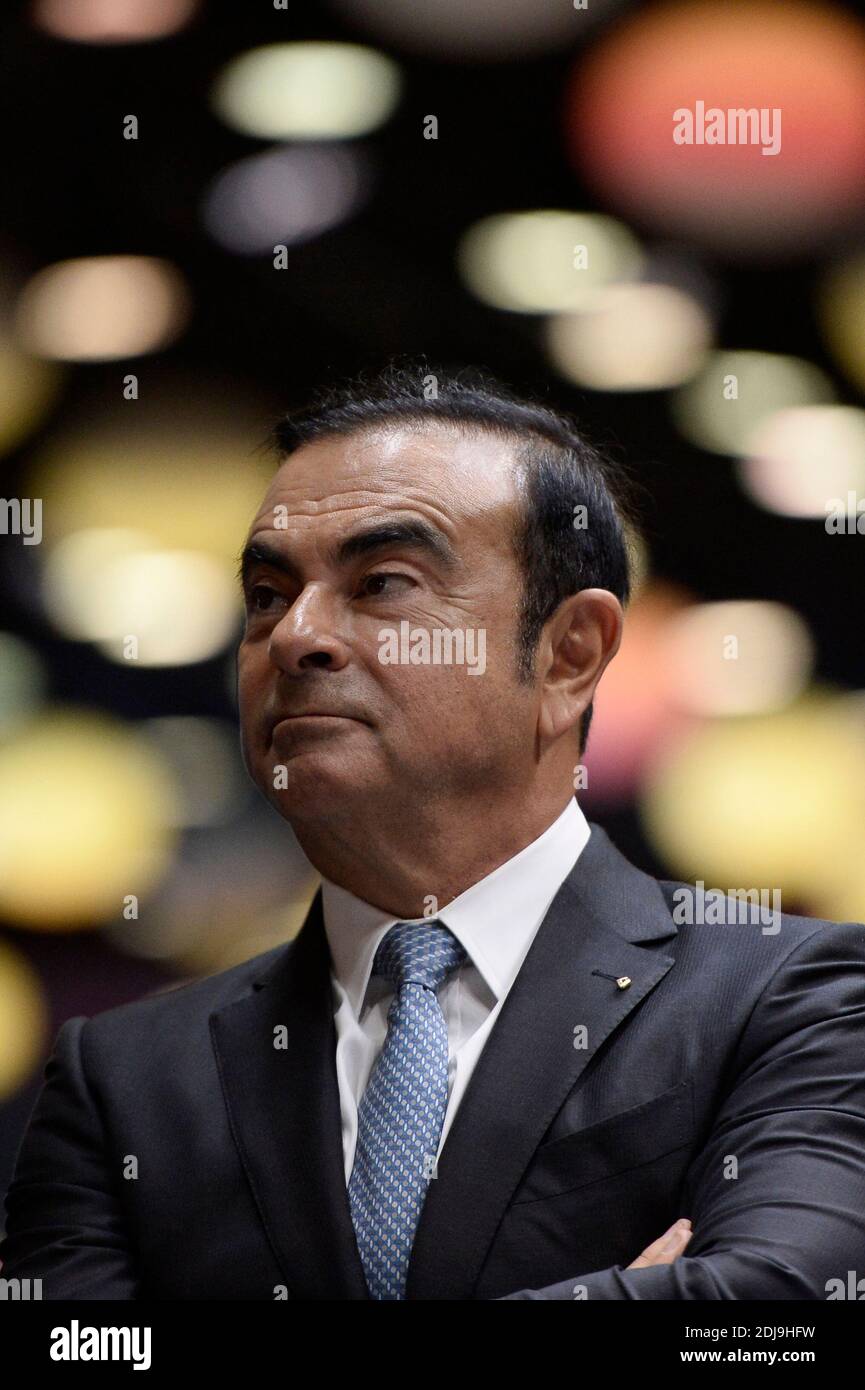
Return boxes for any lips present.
[268,709,368,736]
[273,711,357,722]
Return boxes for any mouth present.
[270,712,368,737]
[276,713,353,722]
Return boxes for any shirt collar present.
[321,797,591,1018]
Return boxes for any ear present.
[536,589,623,743]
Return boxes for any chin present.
[262,750,371,821]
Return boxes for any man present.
[2,362,865,1300]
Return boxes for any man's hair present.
[273,359,635,755]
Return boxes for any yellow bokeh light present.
[27,415,274,564]
[42,528,158,641]
[93,549,241,667]
[43,534,242,664]
[0,939,49,1099]
[672,351,834,456]
[457,211,644,314]
[0,339,63,454]
[42,529,242,664]
[818,250,865,394]
[641,694,865,901]
[0,710,179,928]
[814,695,865,921]
[211,43,402,140]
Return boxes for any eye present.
[247,584,284,613]
[357,571,414,598]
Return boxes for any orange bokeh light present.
[566,0,865,253]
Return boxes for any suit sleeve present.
[0,1015,141,1299]
[498,920,865,1300]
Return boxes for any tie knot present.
[372,920,467,993]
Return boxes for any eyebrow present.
[236,519,458,591]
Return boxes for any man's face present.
[237,422,542,830]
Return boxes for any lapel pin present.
[591,969,632,990]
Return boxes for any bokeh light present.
[94,550,240,667]
[545,281,711,390]
[641,693,865,902]
[41,528,160,641]
[0,711,178,929]
[738,405,865,518]
[32,0,199,44]
[0,633,47,734]
[584,583,696,805]
[566,0,865,255]
[1,0,862,1152]
[671,351,834,456]
[0,339,62,454]
[0,939,49,1100]
[212,43,402,141]
[814,691,865,922]
[817,250,865,395]
[105,814,319,974]
[663,601,814,715]
[457,211,643,314]
[24,390,274,665]
[15,256,190,361]
[203,145,371,255]
[141,718,249,827]
[41,531,240,664]
[26,389,275,563]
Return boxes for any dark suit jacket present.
[3,823,865,1300]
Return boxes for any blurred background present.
[2,0,865,1204]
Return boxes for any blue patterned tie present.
[348,919,467,1300]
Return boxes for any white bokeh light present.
[212,42,401,140]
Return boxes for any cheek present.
[236,648,267,735]
[383,661,510,731]
[235,668,252,723]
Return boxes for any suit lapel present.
[405,824,678,1300]
[210,891,369,1299]
[209,823,677,1301]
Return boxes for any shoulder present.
[658,877,865,976]
[72,938,295,1051]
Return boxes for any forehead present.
[249,422,522,540]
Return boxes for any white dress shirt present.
[321,797,592,1183]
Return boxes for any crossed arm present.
[4,924,865,1300]
[500,922,865,1299]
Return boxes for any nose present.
[267,583,351,673]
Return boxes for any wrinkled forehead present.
[250,421,523,536]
